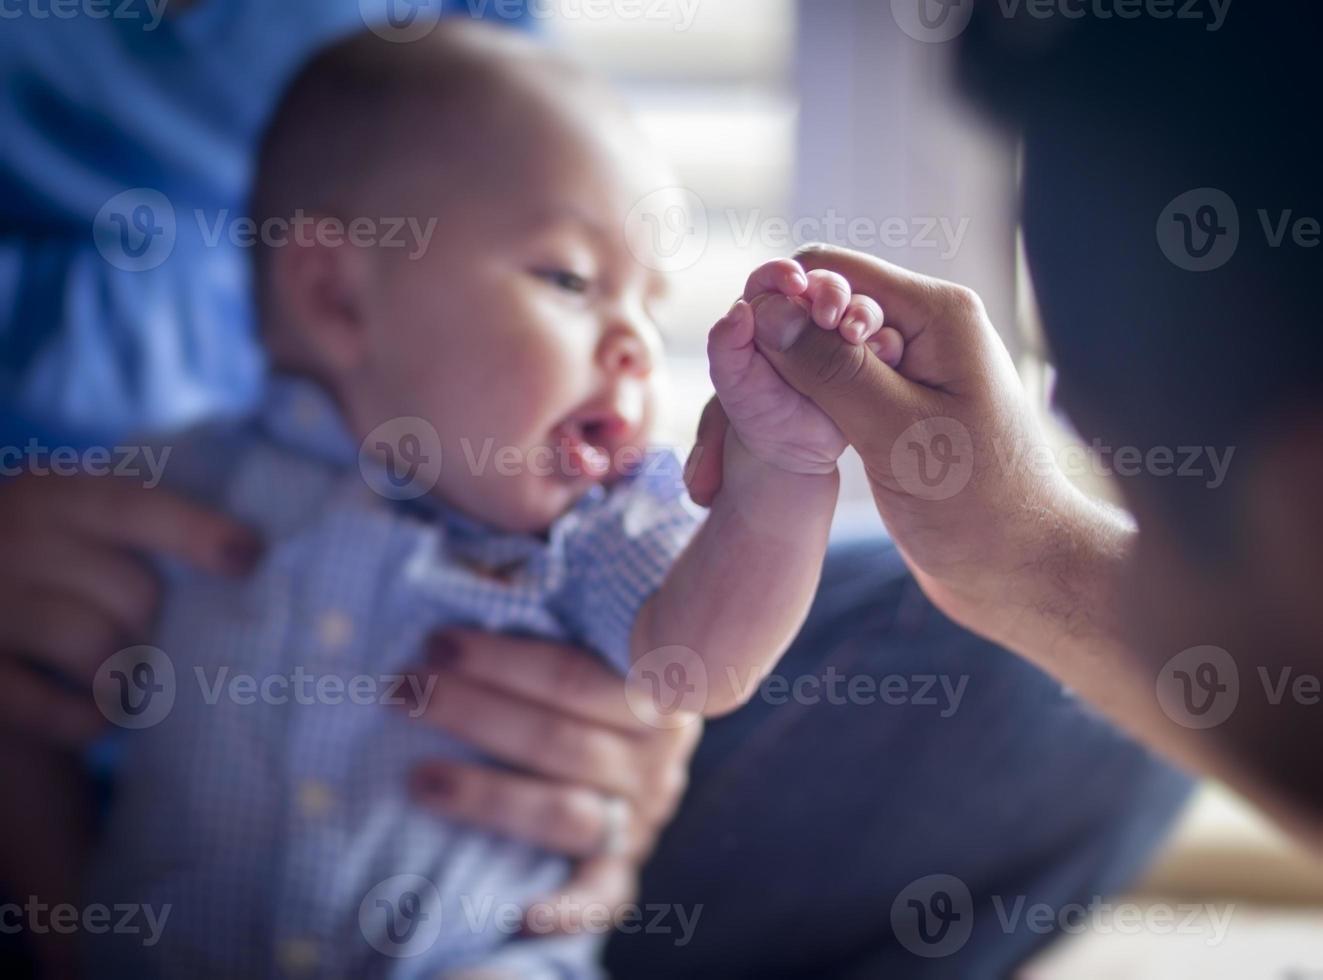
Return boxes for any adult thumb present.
[753,296,931,463]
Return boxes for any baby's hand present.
[708,258,903,474]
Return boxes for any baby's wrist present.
[721,430,839,494]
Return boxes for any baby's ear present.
[266,214,374,376]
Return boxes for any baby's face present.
[349,108,676,533]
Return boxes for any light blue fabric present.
[87,376,699,978]
[0,0,532,445]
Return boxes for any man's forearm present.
[633,435,838,716]
[945,481,1323,848]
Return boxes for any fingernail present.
[821,302,844,326]
[411,767,455,798]
[222,534,264,575]
[840,314,862,341]
[426,632,461,669]
[755,298,810,352]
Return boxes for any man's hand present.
[0,473,262,746]
[404,629,702,935]
[705,259,900,476]
[690,246,1115,650]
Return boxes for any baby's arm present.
[632,260,900,716]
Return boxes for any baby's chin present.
[443,444,649,536]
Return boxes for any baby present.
[88,21,898,980]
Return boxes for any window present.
[549,1,798,448]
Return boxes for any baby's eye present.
[534,268,592,295]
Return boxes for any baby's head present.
[251,22,679,533]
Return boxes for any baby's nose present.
[599,327,653,378]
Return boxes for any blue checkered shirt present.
[87,377,700,979]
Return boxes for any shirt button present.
[277,938,320,976]
[317,610,354,653]
[298,780,336,819]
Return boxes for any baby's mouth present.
[550,411,635,482]
[550,417,613,481]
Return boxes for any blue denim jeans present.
[606,534,1193,979]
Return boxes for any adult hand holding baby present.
[690,244,1104,660]
[404,628,702,935]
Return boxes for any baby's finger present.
[802,269,852,328]
[838,294,884,344]
[742,259,808,301]
[867,326,906,368]
[707,300,754,352]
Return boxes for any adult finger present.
[2,533,159,639]
[753,298,932,464]
[423,630,648,733]
[53,478,262,577]
[0,591,125,687]
[410,761,651,860]
[522,856,639,937]
[405,671,643,799]
[0,660,104,747]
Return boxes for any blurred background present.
[550,2,1323,975]
[2,0,1320,974]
